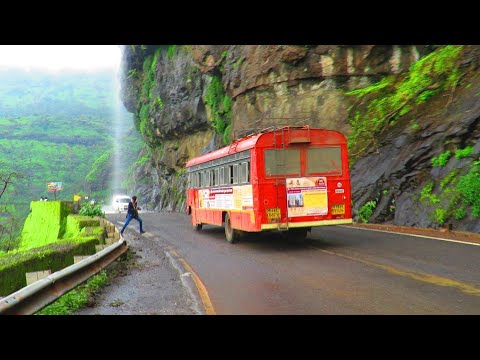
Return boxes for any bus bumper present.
[260,218,353,230]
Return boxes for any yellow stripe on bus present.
[197,209,254,214]
[261,219,353,230]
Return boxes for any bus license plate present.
[266,208,281,220]
[331,204,345,215]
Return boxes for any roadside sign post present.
[47,182,63,200]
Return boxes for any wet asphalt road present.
[76,210,199,315]
[107,212,480,314]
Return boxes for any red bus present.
[186,126,352,243]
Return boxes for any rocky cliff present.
[119,44,480,232]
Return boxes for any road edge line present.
[165,248,216,315]
[340,225,480,247]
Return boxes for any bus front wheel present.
[224,213,239,244]
[193,223,202,231]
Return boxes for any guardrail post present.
[26,270,52,286]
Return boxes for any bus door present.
[192,189,201,224]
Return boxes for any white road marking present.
[340,225,480,247]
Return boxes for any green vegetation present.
[138,104,152,139]
[440,169,459,189]
[128,69,137,78]
[176,168,186,177]
[432,150,452,167]
[454,207,466,220]
[358,200,377,223]
[136,145,152,167]
[36,271,108,315]
[141,49,161,101]
[136,49,163,140]
[167,45,177,59]
[153,96,164,111]
[418,160,480,225]
[420,181,440,204]
[122,132,148,192]
[0,236,98,296]
[205,75,233,144]
[0,69,127,247]
[223,124,233,145]
[433,208,447,225]
[233,56,245,69]
[456,162,480,217]
[0,202,109,295]
[78,202,104,217]
[346,45,464,160]
[19,201,74,250]
[455,146,474,159]
[85,151,111,183]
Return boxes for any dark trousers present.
[121,213,143,233]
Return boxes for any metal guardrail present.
[0,219,127,315]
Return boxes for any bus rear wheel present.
[224,213,238,244]
[193,223,202,231]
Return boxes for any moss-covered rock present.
[19,201,74,250]
[0,237,98,296]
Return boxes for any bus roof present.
[185,127,346,167]
[186,133,262,167]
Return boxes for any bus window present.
[264,149,300,176]
[233,164,239,184]
[241,162,249,183]
[229,165,234,184]
[220,167,225,185]
[215,168,219,186]
[307,147,342,175]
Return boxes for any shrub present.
[358,200,377,223]
[455,146,474,159]
[432,150,452,167]
[79,203,104,217]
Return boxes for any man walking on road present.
[120,195,145,236]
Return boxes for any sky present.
[0,45,122,72]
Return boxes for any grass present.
[418,160,480,225]
[36,270,108,315]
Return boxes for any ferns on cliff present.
[205,75,232,144]
[346,45,465,161]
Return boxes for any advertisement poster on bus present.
[286,177,328,217]
[199,185,253,210]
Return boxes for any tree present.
[0,165,24,251]
[0,171,22,201]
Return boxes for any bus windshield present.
[264,149,301,176]
[307,147,342,175]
